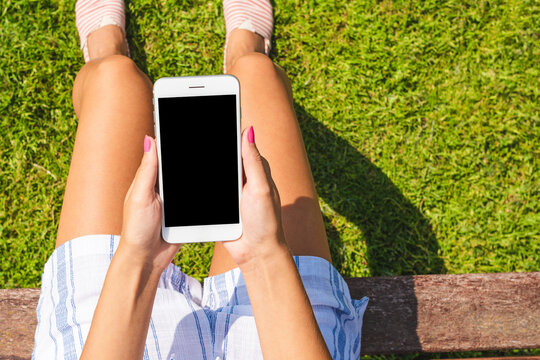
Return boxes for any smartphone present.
[153,75,243,243]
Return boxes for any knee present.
[76,55,150,93]
[92,55,149,86]
[229,52,293,103]
[229,52,277,79]
[73,55,151,113]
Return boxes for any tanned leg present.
[56,26,153,247]
[209,30,330,275]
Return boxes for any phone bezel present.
[153,75,243,244]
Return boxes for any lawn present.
[1,0,539,357]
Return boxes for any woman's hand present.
[223,126,289,267]
[119,135,180,273]
[82,136,179,360]
[224,127,332,359]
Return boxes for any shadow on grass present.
[295,104,446,277]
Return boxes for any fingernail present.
[144,135,151,152]
[248,126,255,144]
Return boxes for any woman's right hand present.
[222,126,289,267]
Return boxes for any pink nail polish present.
[248,126,254,144]
[144,135,151,152]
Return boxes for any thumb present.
[129,135,158,198]
[242,126,269,189]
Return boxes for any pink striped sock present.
[223,0,274,72]
[75,0,128,62]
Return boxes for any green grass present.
[0,0,539,356]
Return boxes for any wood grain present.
[0,288,40,360]
[347,272,540,354]
[1,272,539,358]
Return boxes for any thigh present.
[209,53,331,276]
[56,55,154,248]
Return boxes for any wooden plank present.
[346,272,540,354]
[0,288,40,360]
[1,273,539,358]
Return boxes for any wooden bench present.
[1,272,539,358]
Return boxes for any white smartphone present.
[153,75,243,244]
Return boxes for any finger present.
[130,135,159,198]
[260,156,273,183]
[241,126,270,190]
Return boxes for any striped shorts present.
[32,235,368,359]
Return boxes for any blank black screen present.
[158,95,239,227]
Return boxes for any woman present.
[32,0,367,358]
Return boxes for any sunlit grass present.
[1,0,538,294]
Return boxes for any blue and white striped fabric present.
[33,235,368,359]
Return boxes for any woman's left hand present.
[119,135,180,273]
